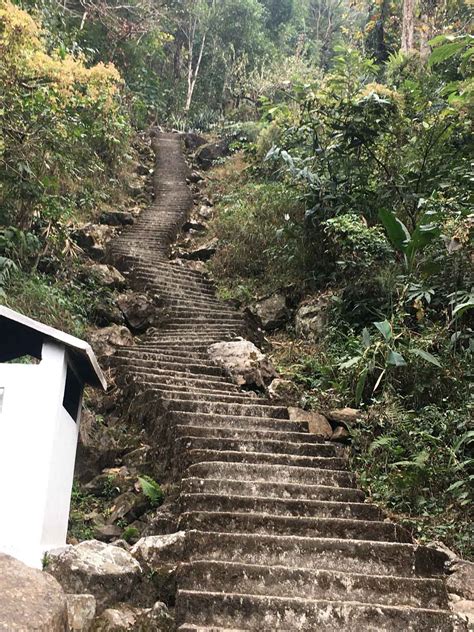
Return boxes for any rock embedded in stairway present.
[89,324,135,358]
[0,553,68,631]
[268,378,299,402]
[117,292,162,333]
[208,339,278,389]
[327,406,362,428]
[288,406,333,439]
[131,532,186,603]
[87,263,126,290]
[46,540,142,612]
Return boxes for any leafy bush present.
[138,476,164,508]
[0,0,130,238]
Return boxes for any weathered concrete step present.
[167,401,289,418]
[126,379,238,396]
[180,511,409,542]
[184,531,441,578]
[146,390,261,406]
[176,434,344,458]
[183,448,347,470]
[179,561,449,609]
[185,461,355,488]
[181,477,364,503]
[175,424,341,448]
[117,348,211,362]
[176,591,459,631]
[180,493,382,521]
[113,358,228,378]
[169,411,309,433]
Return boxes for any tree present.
[401,0,415,52]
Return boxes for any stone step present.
[114,358,227,378]
[146,389,261,406]
[181,477,364,503]
[169,411,309,433]
[178,561,449,609]
[175,424,341,448]
[176,590,458,631]
[185,461,355,488]
[179,511,410,542]
[167,400,289,418]
[184,532,435,578]
[175,434,344,458]
[179,493,382,521]
[182,448,348,470]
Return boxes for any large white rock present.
[47,540,141,611]
[208,339,277,389]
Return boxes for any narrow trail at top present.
[109,133,463,631]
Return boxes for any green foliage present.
[138,476,164,508]
[122,526,140,544]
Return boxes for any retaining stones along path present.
[109,132,465,631]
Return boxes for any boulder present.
[288,407,333,439]
[89,325,134,358]
[47,541,142,611]
[136,602,174,631]
[447,561,474,601]
[94,525,123,543]
[180,237,218,262]
[327,407,362,428]
[88,264,126,290]
[268,379,299,402]
[331,425,351,443]
[0,553,67,631]
[93,605,141,631]
[72,224,114,260]
[122,446,152,474]
[449,598,474,629]
[182,132,207,152]
[116,293,160,333]
[66,594,96,631]
[253,293,290,331]
[208,339,278,389]
[107,492,148,525]
[198,205,213,220]
[295,295,332,340]
[131,532,186,603]
[99,211,134,227]
[195,140,230,170]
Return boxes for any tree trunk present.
[401,0,415,52]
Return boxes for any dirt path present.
[109,133,462,631]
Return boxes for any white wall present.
[0,341,82,568]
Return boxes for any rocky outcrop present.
[46,541,142,611]
[72,224,115,260]
[194,140,230,169]
[252,292,290,331]
[208,339,277,389]
[116,293,161,332]
[0,553,67,631]
[89,324,134,358]
[295,294,332,339]
[88,264,126,290]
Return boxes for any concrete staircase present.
[110,133,464,631]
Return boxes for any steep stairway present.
[110,132,464,631]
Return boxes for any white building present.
[0,306,106,568]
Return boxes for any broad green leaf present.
[339,356,361,369]
[452,300,474,317]
[429,41,466,67]
[409,348,442,368]
[378,208,411,254]
[374,319,392,341]
[355,369,368,405]
[387,350,407,366]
